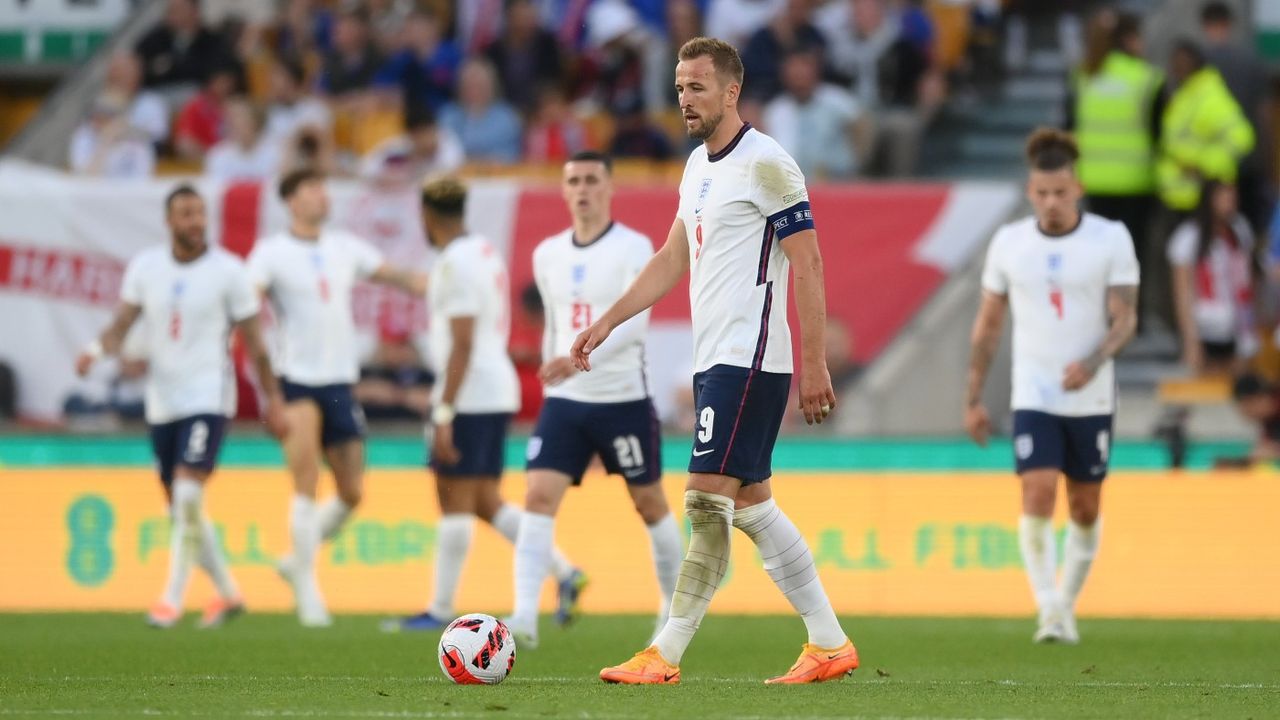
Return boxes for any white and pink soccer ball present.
[437,614,517,685]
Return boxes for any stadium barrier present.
[3,467,1277,618]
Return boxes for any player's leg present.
[146,419,184,627]
[1057,414,1111,644]
[320,438,364,542]
[624,482,681,637]
[424,475,481,624]
[277,394,328,626]
[1012,411,1068,642]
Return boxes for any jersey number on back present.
[571,302,592,331]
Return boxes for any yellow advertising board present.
[1,468,1277,617]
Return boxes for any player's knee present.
[1069,502,1099,526]
[337,484,363,508]
[523,485,559,516]
[631,488,669,525]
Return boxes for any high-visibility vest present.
[1157,67,1256,211]
[1075,52,1163,195]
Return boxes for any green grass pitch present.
[1,613,1276,719]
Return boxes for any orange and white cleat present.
[599,646,681,685]
[198,597,246,629]
[765,639,859,684]
[146,602,181,629]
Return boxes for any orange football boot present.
[599,646,681,685]
[199,597,246,629]
[146,602,181,629]
[765,639,859,684]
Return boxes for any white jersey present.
[534,222,653,403]
[427,235,520,414]
[247,229,384,386]
[119,246,259,424]
[981,213,1140,416]
[677,124,813,374]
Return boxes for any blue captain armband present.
[767,201,815,240]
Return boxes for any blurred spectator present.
[705,0,786,48]
[439,58,523,164]
[369,0,417,54]
[69,93,156,178]
[103,51,170,147]
[63,357,148,429]
[264,57,332,149]
[524,85,591,163]
[1156,40,1254,217]
[510,283,546,423]
[280,125,338,176]
[373,9,462,113]
[205,98,280,181]
[360,109,465,182]
[320,7,384,99]
[742,0,826,102]
[457,0,506,55]
[580,0,649,114]
[355,328,434,422]
[1200,1,1276,232]
[1229,374,1280,463]
[276,0,334,59]
[653,0,705,119]
[135,0,230,91]
[485,0,565,113]
[173,65,238,159]
[763,49,866,179]
[610,97,675,161]
[1168,181,1258,375]
[1068,11,1164,319]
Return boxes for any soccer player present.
[389,178,582,632]
[248,169,425,627]
[506,151,684,648]
[575,38,856,685]
[76,185,288,629]
[965,129,1140,644]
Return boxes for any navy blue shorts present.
[527,397,662,486]
[688,365,791,485]
[1012,410,1114,482]
[148,414,227,488]
[280,378,366,447]
[430,412,512,478]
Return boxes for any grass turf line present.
[1,614,1276,719]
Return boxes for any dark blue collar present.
[572,221,615,248]
[707,122,751,163]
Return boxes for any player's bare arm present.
[1062,284,1137,391]
[433,315,475,465]
[572,218,689,371]
[780,229,837,425]
[235,313,290,440]
[76,303,142,376]
[369,264,429,296]
[965,290,1008,446]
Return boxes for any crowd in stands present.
[68,0,971,183]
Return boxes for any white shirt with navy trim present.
[981,212,1140,417]
[677,124,814,375]
[120,246,260,424]
[534,221,653,403]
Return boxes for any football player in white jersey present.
[77,185,288,629]
[388,178,582,632]
[248,169,426,627]
[505,152,685,648]
[966,129,1140,644]
[574,38,855,685]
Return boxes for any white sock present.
[734,498,847,649]
[161,477,203,608]
[316,497,355,542]
[1018,515,1061,617]
[1060,519,1101,612]
[652,491,734,665]
[428,513,475,619]
[492,503,576,582]
[511,511,555,630]
[197,518,239,600]
[289,495,320,574]
[646,513,683,623]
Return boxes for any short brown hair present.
[678,37,744,85]
[1025,128,1079,172]
[278,168,323,200]
[421,177,467,218]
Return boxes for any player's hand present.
[432,421,461,466]
[798,362,837,425]
[964,403,991,447]
[571,321,612,372]
[74,352,95,377]
[539,357,578,386]
[1061,360,1097,391]
[263,396,290,440]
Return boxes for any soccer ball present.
[437,614,517,685]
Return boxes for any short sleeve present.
[1109,224,1141,286]
[119,255,146,305]
[433,254,481,319]
[346,235,384,279]
[748,147,814,241]
[979,231,1008,295]
[1166,222,1198,266]
[225,260,261,322]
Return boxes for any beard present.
[688,109,724,140]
